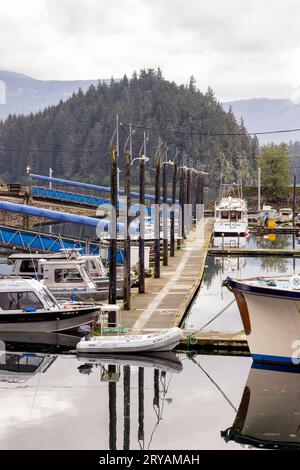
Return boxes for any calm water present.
[0,349,252,450]
[0,234,299,449]
[185,234,300,331]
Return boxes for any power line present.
[120,122,300,137]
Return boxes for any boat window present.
[221,211,229,219]
[54,268,83,283]
[0,292,44,310]
[0,353,44,373]
[39,289,57,308]
[20,260,38,273]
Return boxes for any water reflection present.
[185,233,300,331]
[77,352,183,450]
[0,352,56,383]
[222,363,300,449]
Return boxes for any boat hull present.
[0,307,99,333]
[226,278,300,364]
[76,328,182,354]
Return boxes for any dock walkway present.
[122,219,213,331]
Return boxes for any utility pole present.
[139,132,146,293]
[154,142,161,279]
[108,144,118,319]
[170,160,177,257]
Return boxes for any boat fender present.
[290,275,300,290]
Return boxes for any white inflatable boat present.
[76,327,183,354]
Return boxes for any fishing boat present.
[223,274,300,364]
[222,362,300,449]
[8,251,131,295]
[0,277,100,332]
[76,327,183,354]
[278,207,293,224]
[214,184,248,236]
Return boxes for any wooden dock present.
[179,330,248,352]
[122,219,213,332]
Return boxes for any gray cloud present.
[0,0,300,100]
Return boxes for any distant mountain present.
[0,70,105,120]
[222,98,300,144]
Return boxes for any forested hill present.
[0,70,100,121]
[0,70,259,186]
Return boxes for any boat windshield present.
[0,291,44,310]
[39,288,57,308]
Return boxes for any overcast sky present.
[1,0,300,101]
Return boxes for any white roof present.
[0,278,44,292]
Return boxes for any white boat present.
[76,327,183,354]
[278,207,293,223]
[214,184,248,236]
[7,251,131,297]
[222,363,300,449]
[0,277,100,332]
[223,274,300,364]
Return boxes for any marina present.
[1,7,300,454]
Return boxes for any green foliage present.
[0,69,257,186]
[258,143,291,202]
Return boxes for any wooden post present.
[186,169,192,234]
[85,236,90,256]
[123,365,131,450]
[293,172,297,228]
[138,367,144,443]
[123,149,131,310]
[109,145,118,322]
[162,163,168,266]
[170,162,177,257]
[109,365,117,450]
[154,152,161,279]
[139,155,146,293]
[178,168,185,246]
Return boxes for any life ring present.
[290,275,300,290]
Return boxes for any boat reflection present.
[0,351,56,383]
[213,235,248,249]
[222,363,300,449]
[77,352,182,450]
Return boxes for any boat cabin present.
[214,197,248,235]
[278,208,293,223]
[0,278,60,313]
[38,259,97,291]
[8,252,107,281]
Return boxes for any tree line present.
[0,69,259,187]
